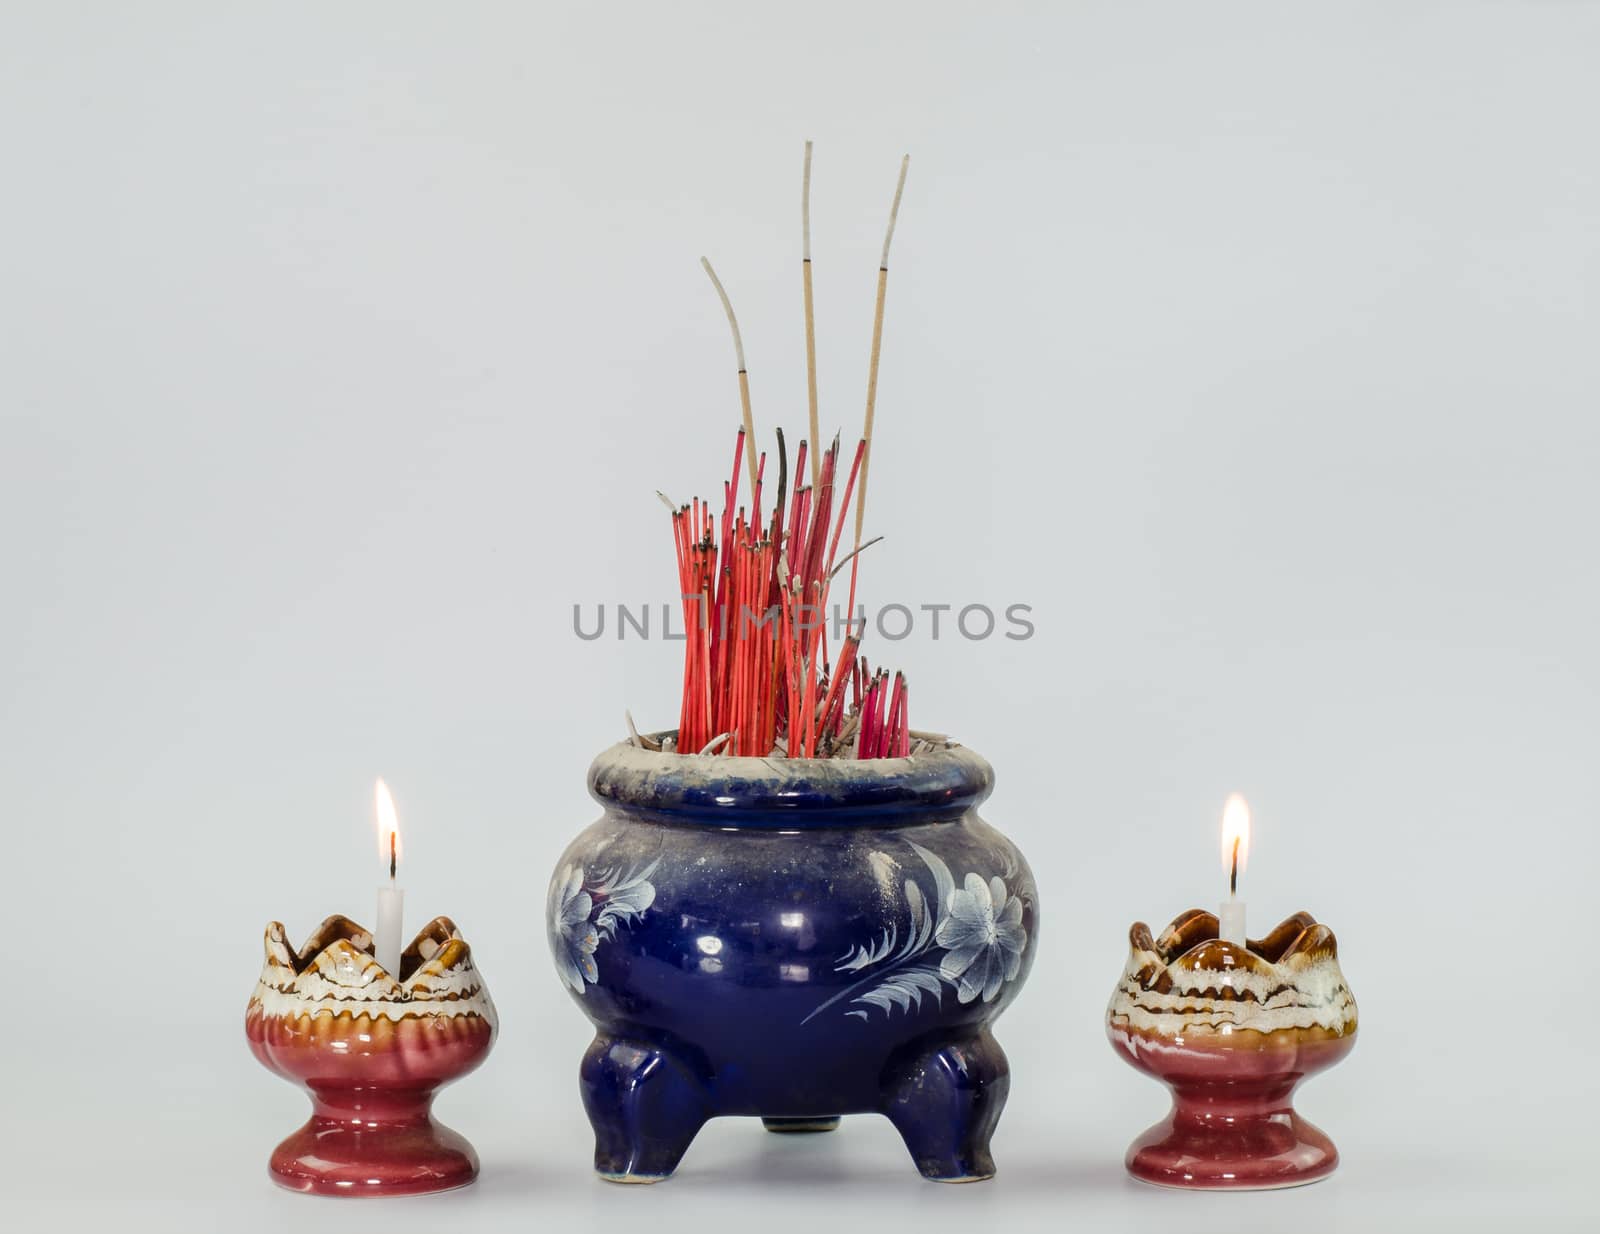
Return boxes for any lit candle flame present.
[1220,792,1250,892]
[375,778,403,872]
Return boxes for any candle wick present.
[389,830,397,882]
[1229,836,1239,898]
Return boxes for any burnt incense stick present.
[828,534,882,583]
[701,256,760,511]
[803,140,820,492]
[625,709,662,751]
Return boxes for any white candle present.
[1218,792,1251,946]
[1217,897,1247,947]
[374,778,405,975]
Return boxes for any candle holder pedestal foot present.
[269,1091,479,1196]
[1125,1073,1340,1190]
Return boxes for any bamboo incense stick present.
[701,256,760,511]
[848,154,909,617]
[802,140,820,492]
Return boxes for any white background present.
[3,3,1596,1231]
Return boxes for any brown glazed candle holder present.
[245,915,497,1196]
[1106,910,1357,1190]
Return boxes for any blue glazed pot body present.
[548,741,1038,1182]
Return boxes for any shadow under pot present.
[546,739,1039,1183]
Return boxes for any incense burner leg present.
[762,1116,842,1133]
[881,1029,1009,1182]
[581,1034,708,1183]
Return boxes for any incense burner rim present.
[587,736,993,828]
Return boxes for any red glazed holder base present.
[1122,1043,1348,1189]
[247,1011,495,1198]
[268,1088,480,1197]
[1126,1111,1337,1191]
[1115,1025,1353,1191]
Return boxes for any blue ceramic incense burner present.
[546,739,1038,1183]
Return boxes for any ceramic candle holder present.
[245,915,497,1196]
[1106,909,1357,1190]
